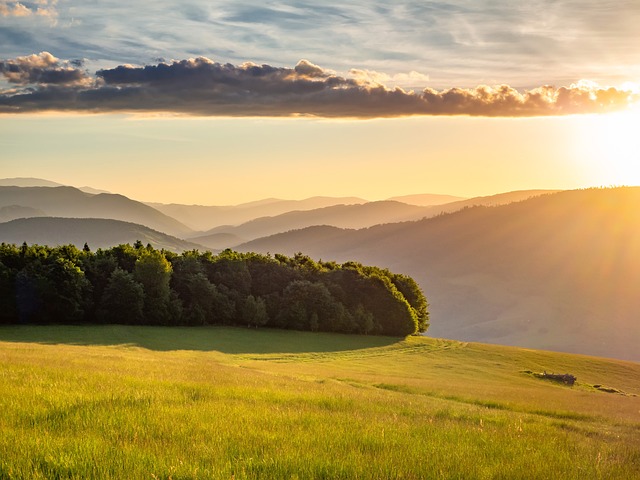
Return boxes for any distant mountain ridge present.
[3,178,638,361]
[148,196,368,231]
[190,190,560,249]
[0,177,111,195]
[187,232,247,250]
[0,205,47,223]
[0,179,554,240]
[0,186,192,237]
[237,188,640,361]
[192,201,429,248]
[0,178,63,188]
[386,193,466,206]
[150,194,472,232]
[0,217,206,253]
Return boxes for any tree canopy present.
[0,243,429,336]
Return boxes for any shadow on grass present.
[0,324,402,354]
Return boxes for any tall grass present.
[0,325,639,479]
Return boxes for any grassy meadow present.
[1,325,639,479]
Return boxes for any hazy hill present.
[192,190,560,249]
[148,196,367,231]
[194,201,430,248]
[0,205,47,223]
[386,193,466,205]
[0,177,111,195]
[76,186,112,195]
[420,189,561,214]
[152,192,552,233]
[0,217,207,253]
[0,186,192,237]
[188,232,247,250]
[0,177,64,188]
[238,188,640,361]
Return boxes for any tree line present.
[0,242,429,336]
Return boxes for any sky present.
[1,1,639,205]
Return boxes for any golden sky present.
[1,1,639,204]
[2,111,638,204]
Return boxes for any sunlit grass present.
[1,326,639,479]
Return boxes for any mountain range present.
[0,177,111,195]
[0,177,637,361]
[148,196,370,231]
[237,187,640,361]
[149,193,467,231]
[190,190,559,249]
[0,185,192,237]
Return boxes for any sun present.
[574,106,640,186]
[598,109,640,183]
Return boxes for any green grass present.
[1,325,639,479]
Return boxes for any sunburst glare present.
[573,103,640,186]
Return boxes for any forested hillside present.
[238,187,640,360]
[0,243,427,336]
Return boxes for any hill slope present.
[0,205,47,223]
[0,326,638,479]
[192,190,559,249]
[195,201,430,248]
[186,232,247,250]
[149,196,367,231]
[0,177,64,188]
[0,186,192,237]
[0,217,206,253]
[0,177,110,194]
[239,188,640,361]
[387,193,467,205]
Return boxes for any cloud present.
[2,2,640,92]
[0,1,57,18]
[0,1,30,17]
[349,68,430,87]
[0,51,91,86]
[0,53,637,118]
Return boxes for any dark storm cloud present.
[0,54,637,117]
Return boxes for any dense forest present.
[0,242,428,336]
